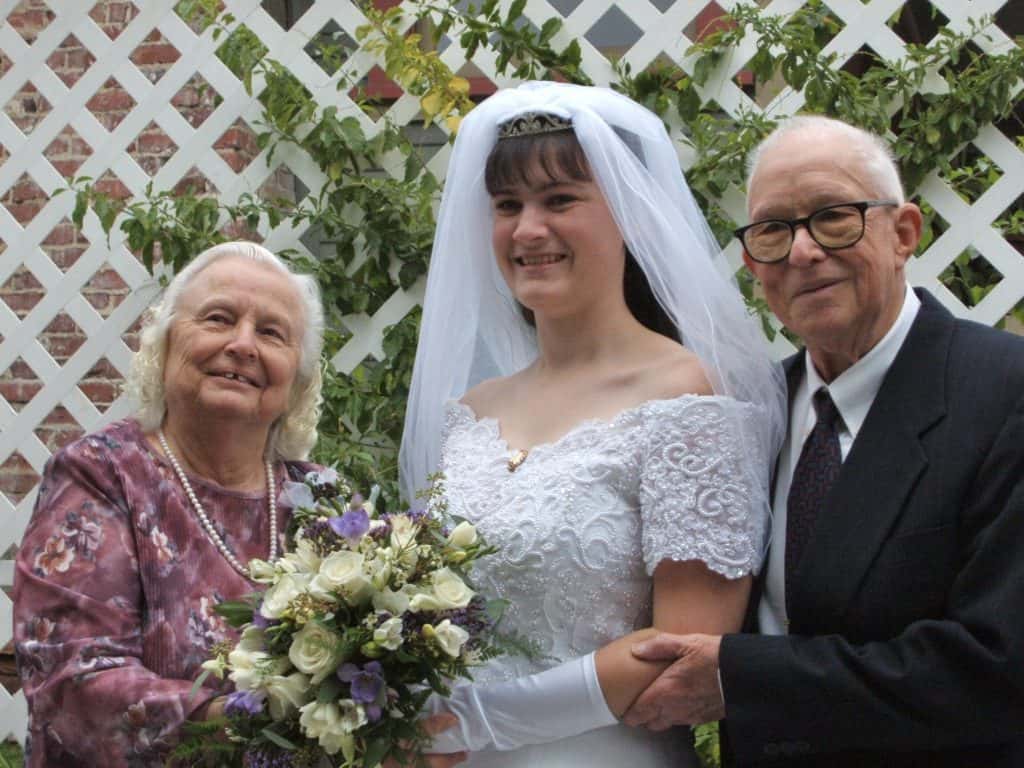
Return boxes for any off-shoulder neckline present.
[446,393,736,457]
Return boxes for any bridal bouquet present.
[186,469,504,768]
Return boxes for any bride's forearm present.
[594,629,671,716]
[596,561,751,716]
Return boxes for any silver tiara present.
[497,111,573,139]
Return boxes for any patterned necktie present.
[785,388,843,603]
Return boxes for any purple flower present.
[277,481,314,512]
[243,746,295,768]
[251,607,276,629]
[338,661,385,720]
[225,689,265,717]
[329,508,370,542]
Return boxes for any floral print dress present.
[13,418,316,767]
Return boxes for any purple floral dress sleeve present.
[13,419,319,767]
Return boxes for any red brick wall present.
[0,1,263,506]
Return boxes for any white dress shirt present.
[757,287,921,635]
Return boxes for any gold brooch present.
[507,448,529,472]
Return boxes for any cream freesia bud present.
[446,521,478,548]
[432,619,470,657]
[201,656,227,680]
[248,558,277,583]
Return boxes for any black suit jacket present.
[719,289,1024,766]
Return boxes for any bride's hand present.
[383,712,468,768]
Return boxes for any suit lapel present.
[789,290,953,631]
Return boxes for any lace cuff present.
[639,397,771,579]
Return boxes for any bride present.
[398,82,786,767]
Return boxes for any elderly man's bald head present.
[746,116,906,207]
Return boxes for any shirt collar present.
[803,286,921,441]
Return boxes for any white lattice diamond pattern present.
[0,0,1021,744]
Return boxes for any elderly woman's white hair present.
[125,241,325,460]
[746,115,906,204]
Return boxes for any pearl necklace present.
[157,430,277,578]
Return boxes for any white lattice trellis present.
[0,0,1021,743]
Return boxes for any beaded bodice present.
[440,394,770,683]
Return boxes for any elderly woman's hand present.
[190,695,227,722]
[382,712,468,768]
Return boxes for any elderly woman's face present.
[162,257,303,431]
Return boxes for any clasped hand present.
[622,633,725,731]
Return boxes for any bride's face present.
[489,163,627,321]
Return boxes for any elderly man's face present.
[163,256,303,430]
[743,132,921,379]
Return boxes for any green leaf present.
[72,189,89,228]
[363,736,392,768]
[188,667,212,700]
[538,17,561,44]
[506,0,527,23]
[215,598,256,627]
[317,675,344,703]
[260,727,299,751]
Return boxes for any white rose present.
[261,573,311,619]
[409,568,475,612]
[282,538,321,574]
[372,585,412,615]
[446,521,478,549]
[288,621,343,685]
[311,551,372,605]
[373,616,404,651]
[264,671,310,720]
[299,700,356,757]
[432,619,470,657]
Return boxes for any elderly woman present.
[12,241,325,766]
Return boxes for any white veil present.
[399,81,786,507]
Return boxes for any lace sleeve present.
[639,397,772,579]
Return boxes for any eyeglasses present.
[734,200,899,264]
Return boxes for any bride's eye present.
[546,194,576,208]
[492,198,522,215]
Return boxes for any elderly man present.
[623,116,1024,766]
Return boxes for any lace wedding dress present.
[438,394,768,768]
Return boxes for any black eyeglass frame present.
[734,200,900,264]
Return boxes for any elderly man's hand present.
[382,712,468,768]
[622,633,725,731]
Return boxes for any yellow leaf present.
[444,114,463,134]
[421,91,444,117]
[448,76,470,96]
[399,67,419,89]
